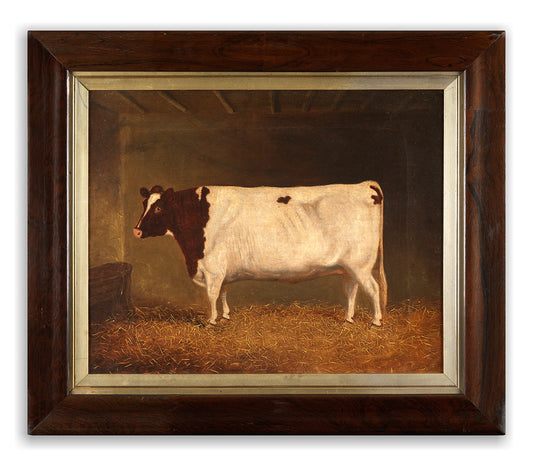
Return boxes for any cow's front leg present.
[343,275,359,323]
[220,285,231,320]
[205,273,223,325]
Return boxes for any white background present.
[2,0,530,464]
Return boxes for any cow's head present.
[133,186,176,239]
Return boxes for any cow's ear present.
[162,188,175,202]
[151,185,164,194]
[140,187,150,198]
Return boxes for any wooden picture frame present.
[28,31,505,434]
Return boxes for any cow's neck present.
[167,187,210,278]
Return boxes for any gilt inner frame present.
[69,72,464,395]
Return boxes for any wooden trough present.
[89,262,133,323]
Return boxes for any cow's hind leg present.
[220,285,231,320]
[204,273,223,325]
[355,270,383,327]
[343,275,359,323]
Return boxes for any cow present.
[133,182,387,327]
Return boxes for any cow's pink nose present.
[133,228,143,238]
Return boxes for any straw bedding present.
[89,299,442,374]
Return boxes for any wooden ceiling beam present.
[270,91,280,114]
[358,93,377,112]
[117,91,147,113]
[302,90,317,112]
[330,91,346,111]
[157,91,188,112]
[213,91,235,114]
[121,108,435,132]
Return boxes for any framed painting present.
[28,31,505,434]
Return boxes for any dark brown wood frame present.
[28,31,505,434]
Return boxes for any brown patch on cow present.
[370,185,383,205]
[136,186,210,278]
[168,187,210,278]
[277,196,291,204]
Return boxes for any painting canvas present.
[86,85,444,377]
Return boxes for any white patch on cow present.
[165,229,174,237]
[135,193,161,228]
[199,184,380,279]
[191,182,386,325]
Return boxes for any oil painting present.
[87,85,444,376]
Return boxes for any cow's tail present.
[375,185,387,316]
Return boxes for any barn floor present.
[89,298,442,374]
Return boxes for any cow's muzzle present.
[133,228,143,239]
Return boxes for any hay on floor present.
[89,299,442,374]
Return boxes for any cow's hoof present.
[222,315,230,321]
[344,318,354,324]
[208,320,217,326]
[370,320,382,328]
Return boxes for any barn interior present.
[88,88,443,310]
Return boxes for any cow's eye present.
[154,206,162,213]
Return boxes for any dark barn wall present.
[88,104,124,266]
[89,90,443,308]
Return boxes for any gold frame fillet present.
[69,72,464,395]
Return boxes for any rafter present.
[302,90,317,112]
[358,93,378,112]
[213,91,235,114]
[157,91,188,112]
[117,91,147,113]
[330,91,346,111]
[270,90,280,114]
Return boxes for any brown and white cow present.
[133,182,387,326]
